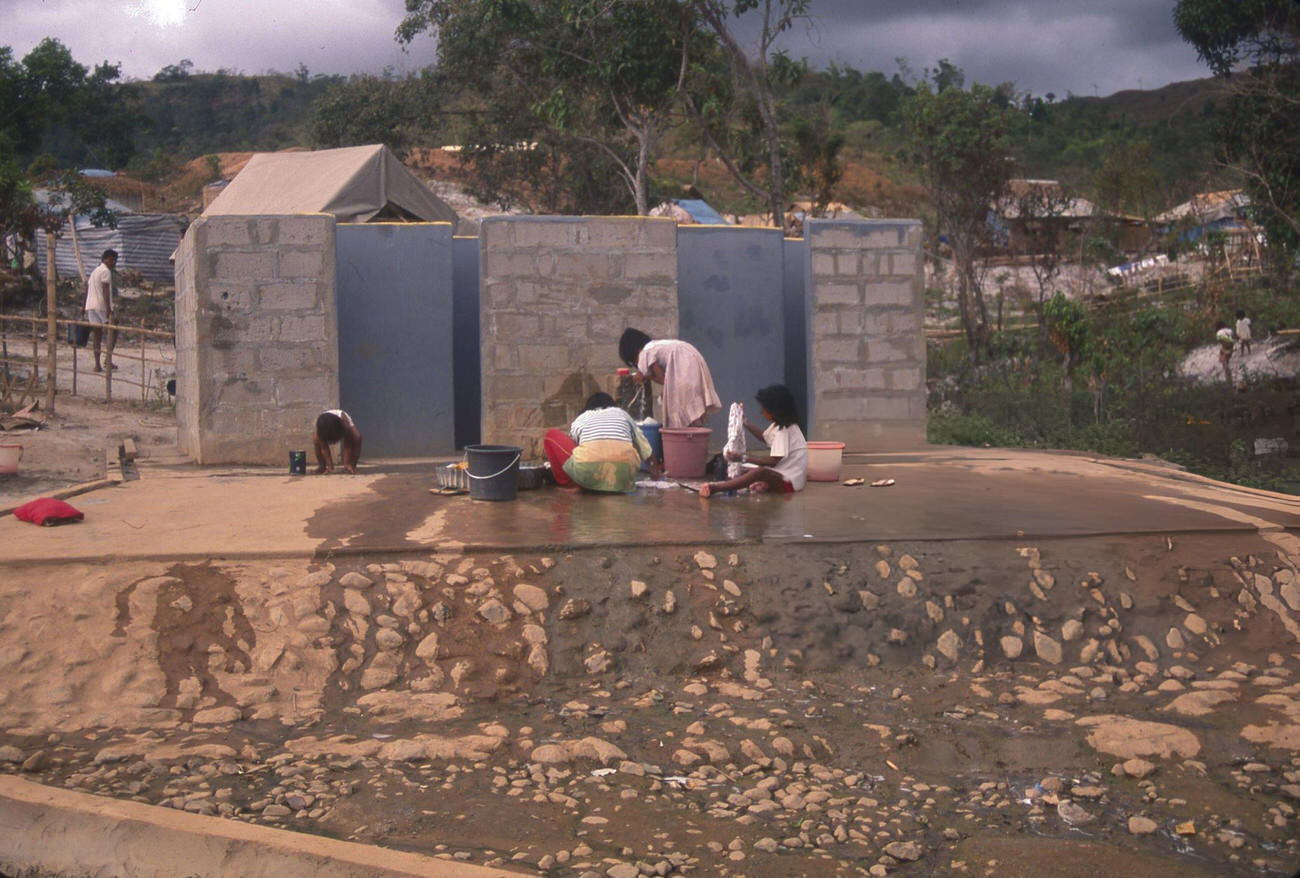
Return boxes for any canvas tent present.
[203,144,460,227]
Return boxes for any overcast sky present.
[2,0,1208,98]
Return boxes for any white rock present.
[477,599,512,625]
[1128,816,1158,835]
[1034,631,1063,664]
[415,631,441,660]
[339,572,374,590]
[513,584,549,612]
[936,630,961,662]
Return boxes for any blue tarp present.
[674,199,729,225]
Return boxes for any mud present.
[2,531,1298,877]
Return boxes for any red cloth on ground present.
[544,428,576,486]
[12,497,84,526]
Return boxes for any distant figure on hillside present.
[619,328,721,429]
[84,248,117,373]
[1215,321,1235,389]
[1235,308,1253,355]
[314,409,362,474]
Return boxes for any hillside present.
[107,67,1231,222]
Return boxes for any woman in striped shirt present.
[544,393,654,493]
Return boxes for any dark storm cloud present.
[784,0,1207,95]
[1,0,1207,97]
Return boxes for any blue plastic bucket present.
[465,444,522,501]
[638,422,662,472]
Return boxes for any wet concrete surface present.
[330,452,1299,555]
[3,447,1296,565]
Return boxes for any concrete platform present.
[2,446,1296,565]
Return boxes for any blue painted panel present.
[677,227,788,440]
[783,236,809,430]
[453,236,481,449]
[336,224,455,456]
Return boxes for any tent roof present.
[203,144,459,225]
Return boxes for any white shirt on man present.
[85,262,113,313]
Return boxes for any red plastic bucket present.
[661,427,712,478]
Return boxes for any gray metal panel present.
[35,215,187,285]
[452,236,481,449]
[676,226,788,439]
[336,223,456,457]
[783,236,809,431]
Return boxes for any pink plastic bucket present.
[0,444,22,475]
[661,427,712,479]
[806,440,845,481]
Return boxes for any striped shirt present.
[570,407,636,445]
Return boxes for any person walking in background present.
[1235,308,1253,355]
[1215,320,1236,389]
[84,248,117,372]
[619,328,721,429]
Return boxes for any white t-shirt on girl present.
[763,422,808,491]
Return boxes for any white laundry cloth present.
[724,402,747,478]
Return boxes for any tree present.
[678,0,810,226]
[900,78,1017,359]
[789,105,845,216]
[1001,180,1079,343]
[399,0,694,215]
[1174,0,1300,254]
[310,73,438,156]
[0,39,135,169]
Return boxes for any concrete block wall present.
[479,216,678,459]
[806,219,925,449]
[175,215,338,464]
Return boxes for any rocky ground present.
[1,535,1299,877]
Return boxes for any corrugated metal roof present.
[33,214,189,285]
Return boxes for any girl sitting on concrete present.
[699,384,807,498]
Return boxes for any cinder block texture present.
[479,217,678,459]
[174,215,338,464]
[806,219,925,450]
